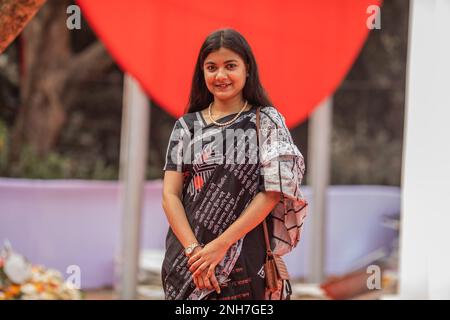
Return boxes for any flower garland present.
[0,242,82,300]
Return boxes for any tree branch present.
[66,40,115,84]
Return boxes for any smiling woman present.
[161,28,308,300]
[201,48,251,126]
[185,29,272,117]
[203,49,248,105]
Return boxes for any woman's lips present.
[215,83,231,90]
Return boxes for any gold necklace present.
[208,100,248,127]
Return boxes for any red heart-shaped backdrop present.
[77,0,381,128]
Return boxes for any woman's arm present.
[188,190,280,277]
[162,171,199,248]
[163,171,221,293]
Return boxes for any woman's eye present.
[205,64,236,71]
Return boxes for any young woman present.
[161,28,307,300]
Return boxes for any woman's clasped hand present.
[188,239,229,294]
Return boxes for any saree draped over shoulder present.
[162,106,308,300]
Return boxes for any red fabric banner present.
[77,0,381,127]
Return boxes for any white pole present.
[399,0,450,299]
[307,96,332,283]
[117,74,150,299]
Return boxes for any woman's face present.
[203,47,248,102]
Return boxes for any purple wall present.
[0,178,399,288]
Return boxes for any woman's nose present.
[215,68,227,79]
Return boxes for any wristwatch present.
[184,243,202,257]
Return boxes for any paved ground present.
[83,281,397,300]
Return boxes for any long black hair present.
[185,28,273,114]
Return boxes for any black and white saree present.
[162,106,308,300]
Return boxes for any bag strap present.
[256,107,273,257]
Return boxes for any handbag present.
[263,217,290,291]
[256,107,291,293]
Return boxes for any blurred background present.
[0,1,406,184]
[1,0,448,300]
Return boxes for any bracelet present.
[184,242,202,257]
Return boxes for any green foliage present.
[0,121,118,180]
[0,120,8,172]
[15,148,118,180]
